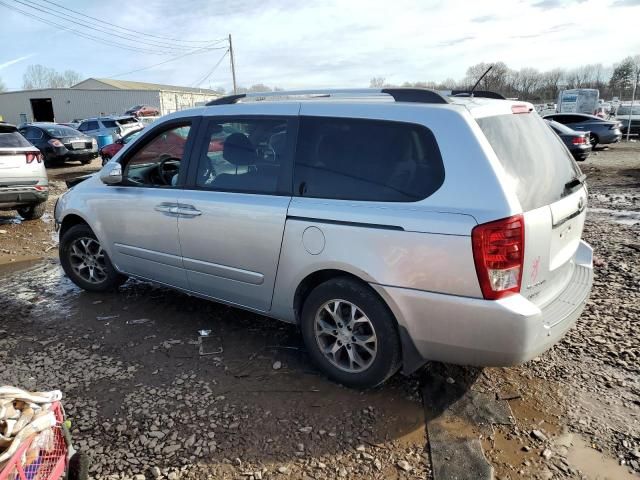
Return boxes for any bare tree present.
[369,77,386,88]
[22,64,82,89]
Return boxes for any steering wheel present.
[156,156,180,185]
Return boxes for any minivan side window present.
[122,124,191,188]
[294,117,444,202]
[86,121,99,131]
[195,118,290,195]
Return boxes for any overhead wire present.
[0,1,178,55]
[36,0,226,45]
[108,47,225,79]
[11,0,220,53]
[191,49,229,87]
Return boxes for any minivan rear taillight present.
[472,215,524,300]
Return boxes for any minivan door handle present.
[175,204,202,217]
[155,203,179,214]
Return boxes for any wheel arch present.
[59,213,89,240]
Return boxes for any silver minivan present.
[54,89,593,388]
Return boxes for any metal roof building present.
[0,78,219,125]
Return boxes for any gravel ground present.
[0,144,639,479]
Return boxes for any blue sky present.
[0,0,639,91]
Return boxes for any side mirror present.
[100,163,122,185]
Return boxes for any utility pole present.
[626,66,639,142]
[228,34,237,94]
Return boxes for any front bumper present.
[0,186,48,208]
[374,240,593,373]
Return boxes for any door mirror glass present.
[100,163,122,185]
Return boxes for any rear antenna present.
[470,65,493,97]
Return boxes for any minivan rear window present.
[0,131,33,148]
[294,117,445,202]
[477,113,582,211]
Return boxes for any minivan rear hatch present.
[476,109,587,309]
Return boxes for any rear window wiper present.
[563,173,586,195]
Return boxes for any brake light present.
[472,215,524,300]
[511,105,531,114]
[572,136,586,145]
[34,185,48,191]
[25,152,43,164]
[48,139,64,147]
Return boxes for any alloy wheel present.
[314,299,378,373]
[68,237,108,284]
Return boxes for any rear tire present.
[59,224,127,292]
[17,202,46,220]
[80,157,93,165]
[589,133,599,150]
[300,277,401,389]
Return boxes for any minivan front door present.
[177,114,296,311]
[98,120,199,289]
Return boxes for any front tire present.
[17,202,46,220]
[300,277,401,389]
[59,224,127,292]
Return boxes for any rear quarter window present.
[477,113,582,211]
[0,131,34,148]
[101,120,118,128]
[294,117,445,202]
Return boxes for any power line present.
[192,49,229,87]
[0,1,170,55]
[36,0,227,45]
[13,0,217,53]
[108,47,222,79]
[0,1,226,56]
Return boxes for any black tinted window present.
[196,118,289,195]
[477,113,582,211]
[102,120,117,128]
[22,127,44,140]
[86,121,99,130]
[294,117,444,202]
[0,131,33,148]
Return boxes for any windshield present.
[128,105,143,110]
[617,106,640,116]
[546,119,575,135]
[477,113,582,211]
[44,126,81,137]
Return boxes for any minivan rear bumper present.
[374,240,593,373]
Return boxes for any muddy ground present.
[0,144,639,480]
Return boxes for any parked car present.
[616,103,640,136]
[55,89,593,388]
[125,105,160,117]
[543,113,622,148]
[0,122,48,220]
[545,119,591,161]
[99,130,143,165]
[77,116,143,141]
[19,123,98,166]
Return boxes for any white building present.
[0,78,219,124]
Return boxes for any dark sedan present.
[543,113,622,149]
[545,120,590,161]
[19,123,99,166]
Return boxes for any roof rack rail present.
[450,90,506,100]
[205,88,449,106]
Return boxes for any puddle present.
[588,208,640,226]
[559,434,639,479]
